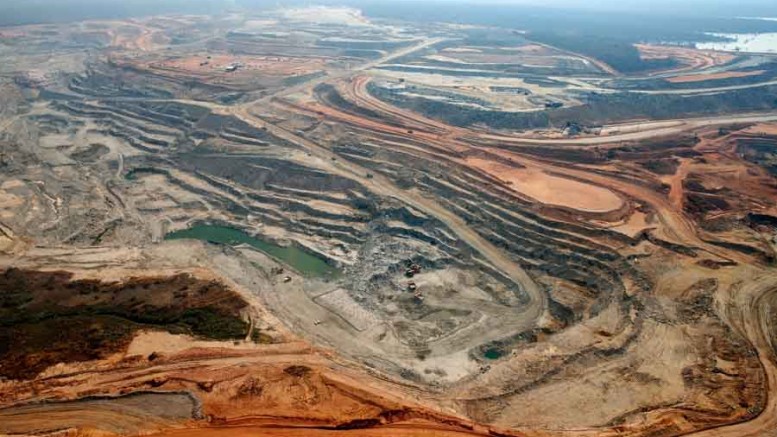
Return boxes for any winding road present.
[85,34,777,437]
[476,111,777,145]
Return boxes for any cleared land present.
[466,157,625,212]
[636,44,736,75]
[0,7,776,437]
[667,70,766,83]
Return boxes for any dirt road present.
[147,423,498,437]
[631,78,777,95]
[478,112,777,145]
[666,158,691,210]
[229,104,545,328]
[257,37,448,103]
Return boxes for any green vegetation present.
[738,139,777,176]
[0,269,251,380]
[251,328,275,344]
[165,224,337,277]
[529,31,679,74]
[124,167,166,181]
[361,2,777,75]
[176,307,247,339]
[0,315,138,380]
[638,159,680,175]
[370,82,777,130]
[369,83,550,130]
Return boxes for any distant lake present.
[696,32,777,53]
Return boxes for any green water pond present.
[165,225,337,277]
[483,348,504,360]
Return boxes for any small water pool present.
[165,225,337,277]
[483,347,504,360]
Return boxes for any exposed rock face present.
[1,9,777,437]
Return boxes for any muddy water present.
[166,225,337,277]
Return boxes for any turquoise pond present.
[483,348,504,360]
[165,225,337,277]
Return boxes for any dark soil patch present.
[0,268,250,380]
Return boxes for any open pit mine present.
[1,6,777,437]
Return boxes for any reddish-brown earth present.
[3,13,777,437]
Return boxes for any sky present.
[2,0,777,26]
[385,0,777,16]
